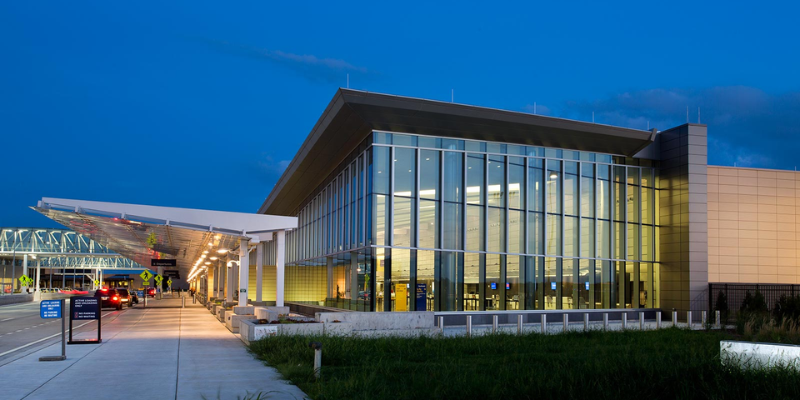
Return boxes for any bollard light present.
[517,314,523,335]
[583,313,589,332]
[466,315,472,338]
[492,315,499,333]
[603,313,609,331]
[541,314,547,335]
[308,341,322,379]
[563,314,569,333]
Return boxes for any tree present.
[714,290,729,323]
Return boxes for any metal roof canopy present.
[260,89,656,216]
[33,198,297,277]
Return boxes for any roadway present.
[0,298,130,366]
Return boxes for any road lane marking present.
[0,310,119,358]
[1,318,14,322]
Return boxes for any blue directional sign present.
[40,300,62,319]
[551,282,557,291]
[585,282,590,291]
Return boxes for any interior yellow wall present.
[246,264,327,303]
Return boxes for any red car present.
[147,288,157,297]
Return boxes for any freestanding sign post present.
[39,299,66,361]
[68,297,101,344]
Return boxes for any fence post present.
[517,314,523,335]
[492,315,499,333]
[687,311,693,329]
[656,311,661,329]
[715,310,721,327]
[622,313,627,330]
[563,314,569,333]
[583,313,589,332]
[466,315,472,337]
[701,311,707,327]
[672,309,677,326]
[603,313,608,331]
[639,311,644,330]
[438,316,445,334]
[541,314,547,335]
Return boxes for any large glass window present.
[564,216,578,257]
[443,151,463,203]
[488,155,505,207]
[442,202,462,250]
[486,254,502,310]
[463,253,482,311]
[373,146,390,195]
[393,197,415,247]
[418,200,438,249]
[416,250,435,311]
[564,162,579,216]
[506,256,521,310]
[439,251,460,311]
[508,157,524,209]
[508,210,524,254]
[420,150,439,200]
[467,154,485,205]
[487,207,505,253]
[394,148,416,196]
[528,212,543,255]
[391,249,411,312]
[466,205,485,251]
[546,160,561,214]
[528,158,544,212]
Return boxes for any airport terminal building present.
[34,89,800,315]
[259,89,711,314]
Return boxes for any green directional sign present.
[140,270,153,281]
[154,275,163,285]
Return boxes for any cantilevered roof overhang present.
[260,89,656,216]
[33,198,297,278]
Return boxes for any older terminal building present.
[31,89,800,315]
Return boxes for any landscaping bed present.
[249,328,800,400]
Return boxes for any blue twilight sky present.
[2,1,799,228]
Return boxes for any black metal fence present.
[709,283,800,316]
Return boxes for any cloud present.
[197,38,370,83]
[248,154,292,184]
[558,87,800,170]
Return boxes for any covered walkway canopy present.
[33,197,297,306]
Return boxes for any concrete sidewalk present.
[0,299,307,399]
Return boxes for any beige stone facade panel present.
[707,166,800,284]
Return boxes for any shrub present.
[773,294,800,323]
[714,290,729,323]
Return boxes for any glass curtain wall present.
[277,131,659,311]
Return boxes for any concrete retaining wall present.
[317,311,435,331]
[721,341,800,370]
[0,294,33,306]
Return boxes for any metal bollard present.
[309,342,322,379]
[687,311,693,329]
[639,311,644,330]
[438,316,445,333]
[716,310,721,327]
[563,314,569,333]
[603,313,608,331]
[492,315,499,333]
[656,311,661,329]
[672,310,677,326]
[541,314,547,334]
[466,315,472,337]
[517,314,523,335]
[622,313,627,330]
[583,313,589,332]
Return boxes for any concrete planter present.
[721,340,800,370]
[240,319,324,344]
[226,313,256,333]
[255,306,291,322]
[216,308,228,322]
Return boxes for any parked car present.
[147,287,156,298]
[115,288,133,308]
[93,288,123,310]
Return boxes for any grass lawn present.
[249,328,800,400]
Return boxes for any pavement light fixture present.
[201,254,206,258]
[204,262,211,265]
[309,341,322,379]
[203,250,209,254]
[217,249,228,254]
[210,257,218,260]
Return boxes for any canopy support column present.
[239,238,250,307]
[226,258,234,304]
[256,242,263,303]
[276,230,285,307]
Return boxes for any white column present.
[35,259,41,291]
[215,262,221,297]
[226,259,234,304]
[157,267,164,292]
[238,238,250,307]
[22,254,29,291]
[276,230,286,307]
[256,242,264,303]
